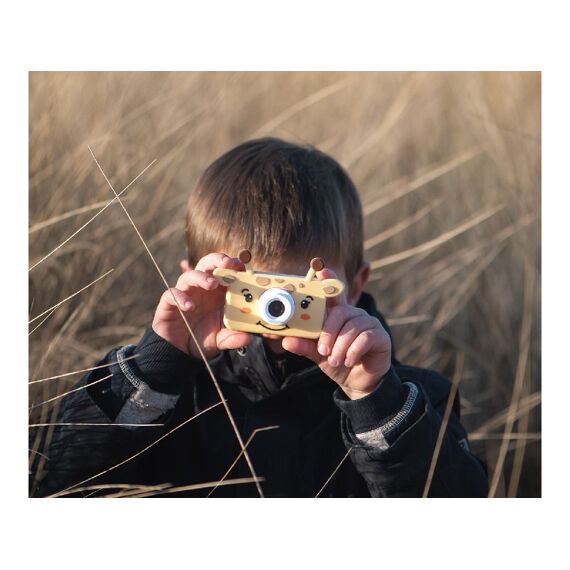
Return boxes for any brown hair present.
[185,137,364,286]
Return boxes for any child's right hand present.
[151,253,252,360]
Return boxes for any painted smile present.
[256,321,289,331]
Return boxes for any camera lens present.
[268,300,285,318]
[258,288,295,325]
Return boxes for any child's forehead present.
[217,246,346,279]
[255,258,310,275]
[249,256,344,279]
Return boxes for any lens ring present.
[268,299,285,318]
[258,288,295,325]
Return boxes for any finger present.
[344,329,390,368]
[317,266,338,280]
[281,336,325,365]
[328,315,377,368]
[317,305,367,357]
[195,252,245,274]
[216,328,252,351]
[159,287,195,312]
[176,269,220,291]
[316,267,348,308]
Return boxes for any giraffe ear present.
[318,278,345,297]
[212,267,239,285]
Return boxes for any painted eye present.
[300,299,311,309]
[244,293,253,303]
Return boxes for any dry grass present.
[28,71,541,497]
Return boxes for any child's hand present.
[282,268,392,400]
[151,253,252,360]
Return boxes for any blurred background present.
[28,71,541,497]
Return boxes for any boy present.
[30,137,488,497]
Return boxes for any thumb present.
[216,328,252,351]
[281,336,327,365]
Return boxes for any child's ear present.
[348,261,370,305]
[319,278,345,297]
[180,259,191,273]
[212,267,240,285]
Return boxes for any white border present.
[3,1,566,568]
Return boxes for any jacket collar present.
[218,291,397,400]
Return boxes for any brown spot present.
[222,276,236,284]
[310,257,325,271]
[238,249,252,263]
[283,283,295,292]
[255,276,271,286]
[275,278,285,283]
[298,282,305,288]
[323,285,337,295]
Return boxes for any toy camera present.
[212,250,345,339]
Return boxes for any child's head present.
[185,137,367,299]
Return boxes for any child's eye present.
[300,299,311,309]
[244,293,253,302]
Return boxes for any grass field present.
[28,71,541,497]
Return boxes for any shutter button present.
[237,347,247,356]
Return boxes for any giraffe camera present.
[212,250,345,339]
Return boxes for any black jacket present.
[29,292,488,498]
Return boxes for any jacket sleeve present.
[333,366,489,497]
[29,327,206,497]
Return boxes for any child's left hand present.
[282,268,392,400]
